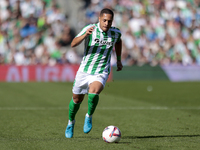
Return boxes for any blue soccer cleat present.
[83,114,92,133]
[65,120,75,138]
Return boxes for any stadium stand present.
[0,0,200,66]
[81,0,200,66]
[0,0,80,66]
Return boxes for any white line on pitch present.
[0,107,200,110]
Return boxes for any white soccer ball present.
[102,125,121,143]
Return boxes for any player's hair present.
[100,8,114,18]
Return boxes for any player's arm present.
[115,39,123,71]
[71,26,95,47]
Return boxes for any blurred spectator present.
[20,22,37,38]
[80,0,91,10]
[80,0,200,66]
[0,0,77,66]
[1,0,200,67]
[57,24,76,47]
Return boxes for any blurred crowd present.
[0,0,200,67]
[83,0,200,66]
[0,0,79,66]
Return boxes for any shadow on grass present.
[75,136,100,139]
[74,135,200,145]
[123,134,200,139]
[75,136,132,144]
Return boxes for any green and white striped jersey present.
[76,22,121,75]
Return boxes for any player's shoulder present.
[110,26,121,34]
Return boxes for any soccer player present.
[65,8,123,138]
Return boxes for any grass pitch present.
[0,81,200,150]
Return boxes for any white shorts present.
[72,71,109,95]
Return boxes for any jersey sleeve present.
[75,24,95,37]
[116,28,122,42]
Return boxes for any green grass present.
[0,81,200,150]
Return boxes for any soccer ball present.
[102,125,121,143]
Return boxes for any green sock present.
[87,93,99,116]
[68,98,81,121]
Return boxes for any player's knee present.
[73,97,82,103]
[72,95,84,103]
[89,85,104,94]
[89,88,100,94]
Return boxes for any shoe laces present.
[87,117,92,123]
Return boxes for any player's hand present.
[116,60,123,71]
[86,26,95,36]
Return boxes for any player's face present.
[99,13,113,32]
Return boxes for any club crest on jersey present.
[94,38,113,46]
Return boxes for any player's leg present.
[66,70,88,138]
[88,81,104,115]
[83,81,104,133]
[69,94,85,121]
[65,94,85,138]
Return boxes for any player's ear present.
[98,16,100,22]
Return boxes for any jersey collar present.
[97,22,110,33]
